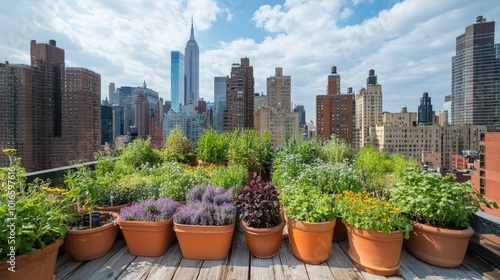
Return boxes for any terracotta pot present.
[405,221,474,268]
[333,217,347,241]
[64,211,118,261]
[241,219,285,258]
[174,221,235,260]
[346,223,404,276]
[286,215,336,264]
[117,217,175,257]
[0,236,63,280]
[98,203,132,240]
[97,203,133,213]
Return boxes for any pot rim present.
[411,221,474,238]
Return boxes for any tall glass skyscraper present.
[171,51,184,112]
[185,19,199,106]
[451,16,499,131]
[418,92,433,124]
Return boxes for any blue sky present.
[1,0,499,123]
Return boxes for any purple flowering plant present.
[173,185,236,226]
[119,197,180,222]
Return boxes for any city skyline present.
[1,1,499,120]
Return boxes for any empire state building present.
[185,19,199,106]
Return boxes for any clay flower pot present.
[346,223,404,276]
[64,211,118,261]
[173,221,235,260]
[241,219,285,258]
[333,217,347,241]
[405,221,474,268]
[286,215,336,264]
[117,217,175,257]
[0,236,63,280]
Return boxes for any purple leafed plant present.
[119,197,180,222]
[173,185,236,225]
[237,176,281,228]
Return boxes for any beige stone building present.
[370,124,485,169]
[383,106,417,127]
[355,69,383,149]
[255,67,298,147]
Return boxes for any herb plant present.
[237,176,281,228]
[119,198,180,222]
[173,185,236,226]
[280,183,337,223]
[389,167,498,229]
[336,190,413,238]
[161,126,195,164]
[1,149,73,259]
[197,129,229,164]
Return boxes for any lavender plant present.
[173,185,236,226]
[119,198,180,222]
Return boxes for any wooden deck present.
[55,226,500,280]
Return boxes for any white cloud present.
[2,0,500,123]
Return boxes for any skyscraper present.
[451,16,499,131]
[355,69,383,149]
[294,105,306,128]
[185,19,199,106]
[171,51,184,112]
[223,58,254,131]
[0,40,101,171]
[316,66,355,144]
[213,76,227,132]
[418,92,433,124]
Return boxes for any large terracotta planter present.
[286,215,336,264]
[0,236,63,280]
[64,211,118,261]
[405,221,474,268]
[241,219,285,258]
[117,217,175,257]
[346,223,404,276]
[333,217,347,241]
[174,221,235,260]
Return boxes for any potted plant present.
[237,176,284,258]
[173,185,236,260]
[157,162,209,202]
[197,129,229,165]
[279,183,337,264]
[389,166,498,268]
[336,190,413,276]
[0,149,73,280]
[161,126,196,164]
[209,163,248,195]
[227,129,272,178]
[63,165,119,261]
[117,197,180,256]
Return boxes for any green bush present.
[197,129,229,164]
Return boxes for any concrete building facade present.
[316,66,355,145]
[355,69,383,149]
[223,58,254,131]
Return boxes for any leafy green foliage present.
[197,129,229,164]
[227,129,272,171]
[280,184,337,223]
[64,165,99,212]
[1,150,73,259]
[157,162,210,201]
[319,137,356,165]
[117,138,160,170]
[390,167,499,229]
[355,145,417,196]
[209,164,247,194]
[161,126,195,164]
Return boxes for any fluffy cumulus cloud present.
[1,0,500,120]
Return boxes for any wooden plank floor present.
[55,226,500,280]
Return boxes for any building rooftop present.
[55,226,499,279]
